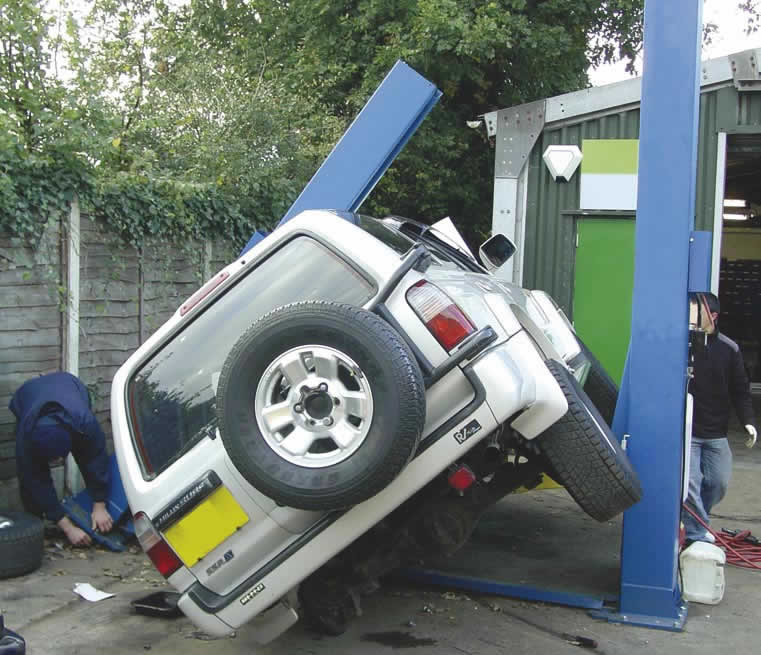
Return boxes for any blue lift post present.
[591,0,704,631]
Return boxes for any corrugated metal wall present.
[522,84,761,318]
[737,87,761,127]
[523,109,640,315]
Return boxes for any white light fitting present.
[542,145,583,182]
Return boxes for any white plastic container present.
[680,541,726,605]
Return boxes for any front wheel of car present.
[217,301,426,511]
[576,336,619,427]
[536,360,642,522]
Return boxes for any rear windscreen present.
[127,237,375,478]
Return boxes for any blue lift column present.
[592,0,703,631]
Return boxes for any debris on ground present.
[441,591,470,601]
[561,634,598,649]
[185,631,236,641]
[72,582,115,602]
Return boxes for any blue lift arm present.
[278,60,441,226]
[240,60,440,254]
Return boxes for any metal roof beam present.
[486,49,760,130]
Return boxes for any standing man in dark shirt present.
[683,293,757,544]
[9,371,114,546]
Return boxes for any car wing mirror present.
[479,234,516,272]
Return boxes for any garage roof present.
[483,48,761,135]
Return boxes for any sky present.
[590,0,761,86]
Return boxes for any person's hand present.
[58,516,92,547]
[91,502,113,533]
[745,425,757,449]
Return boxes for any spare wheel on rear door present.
[216,301,426,511]
[536,360,642,522]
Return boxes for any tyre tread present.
[538,361,641,522]
[578,338,619,426]
[0,511,44,579]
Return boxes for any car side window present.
[127,237,375,478]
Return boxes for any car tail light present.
[448,465,476,491]
[406,280,475,351]
[134,512,182,578]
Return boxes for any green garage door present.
[573,218,635,385]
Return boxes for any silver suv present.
[111,210,640,642]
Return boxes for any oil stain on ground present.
[360,631,437,649]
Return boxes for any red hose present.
[682,503,761,570]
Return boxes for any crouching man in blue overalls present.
[9,372,113,546]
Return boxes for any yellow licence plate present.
[164,487,249,566]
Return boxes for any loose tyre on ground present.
[536,360,642,522]
[0,511,44,579]
[217,301,426,511]
[576,337,619,427]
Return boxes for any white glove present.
[746,425,757,449]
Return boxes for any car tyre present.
[576,337,619,427]
[537,360,642,522]
[217,301,425,510]
[0,511,44,580]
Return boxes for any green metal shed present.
[485,48,761,386]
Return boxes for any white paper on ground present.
[73,582,115,602]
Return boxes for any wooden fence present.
[0,199,236,508]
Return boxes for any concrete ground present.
[3,414,760,655]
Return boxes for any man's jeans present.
[682,437,732,542]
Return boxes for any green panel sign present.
[573,218,635,385]
[580,139,639,174]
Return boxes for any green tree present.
[190,0,644,244]
[0,0,66,149]
[2,0,648,247]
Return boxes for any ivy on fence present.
[0,143,273,251]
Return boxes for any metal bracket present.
[493,100,546,178]
[731,49,761,91]
[688,230,712,293]
[589,600,688,632]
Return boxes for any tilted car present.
[111,210,641,643]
